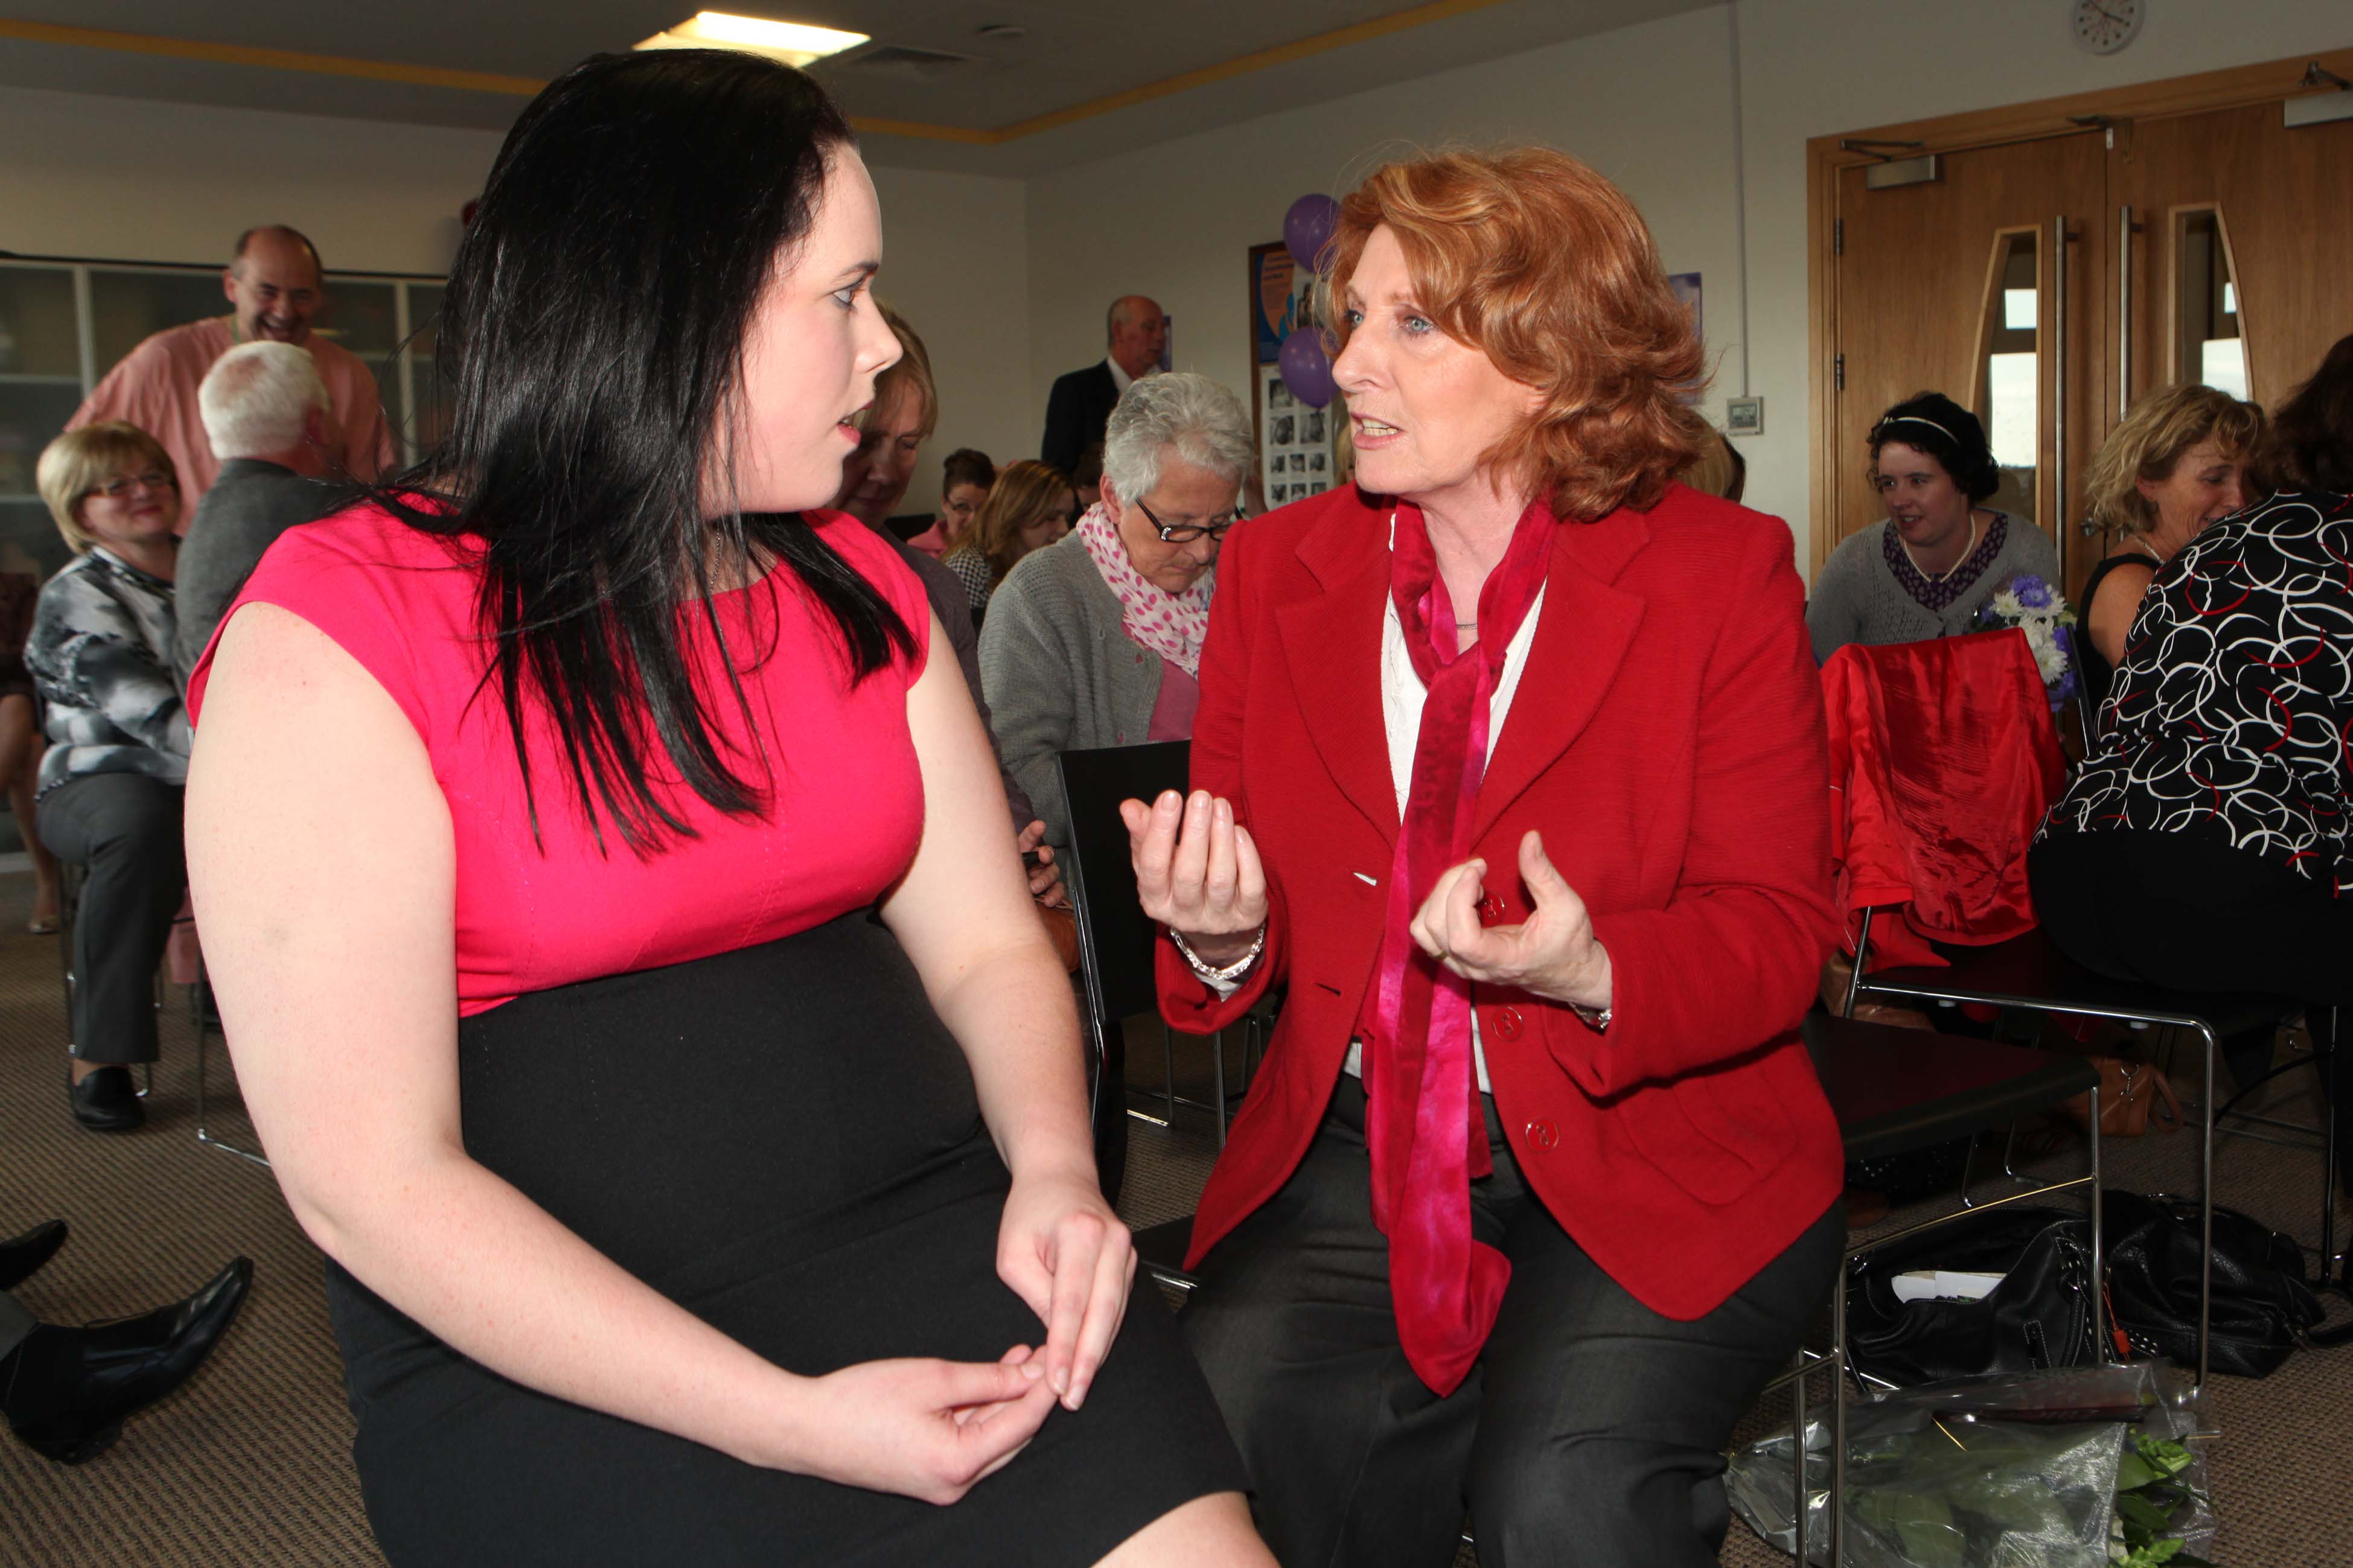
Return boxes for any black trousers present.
[2029,827,2351,1200]
[1183,1076,1844,1568]
[37,773,185,1066]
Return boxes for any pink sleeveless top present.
[188,503,931,1016]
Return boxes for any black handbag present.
[2101,1190,2323,1378]
[1845,1205,2099,1386]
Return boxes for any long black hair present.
[385,49,912,855]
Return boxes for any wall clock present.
[2070,0,2144,56]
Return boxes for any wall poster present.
[1248,240,1338,512]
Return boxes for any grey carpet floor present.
[1,877,2343,1565]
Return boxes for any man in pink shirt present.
[68,226,395,527]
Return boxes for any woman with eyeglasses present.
[942,459,1079,626]
[979,374,1248,847]
[27,421,190,1132]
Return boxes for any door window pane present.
[1973,231,2040,529]
[2174,209,2246,398]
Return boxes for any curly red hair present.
[1323,147,1707,521]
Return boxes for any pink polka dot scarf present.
[1075,501,1214,678]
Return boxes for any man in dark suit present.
[1040,294,1165,477]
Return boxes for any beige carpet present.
[1,879,2343,1566]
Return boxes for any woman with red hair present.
[1125,147,1844,1564]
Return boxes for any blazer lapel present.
[1473,508,1651,841]
[1277,502,1398,844]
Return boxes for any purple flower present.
[2010,575,2055,610]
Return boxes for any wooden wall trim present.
[1805,44,2353,576]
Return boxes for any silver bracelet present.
[1169,925,1265,984]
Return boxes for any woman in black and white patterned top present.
[28,421,190,1133]
[2030,338,2352,1220]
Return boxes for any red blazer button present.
[1525,1120,1559,1150]
[1477,892,1505,926]
[1492,1005,1524,1041]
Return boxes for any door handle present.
[2054,215,2069,577]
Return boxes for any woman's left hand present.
[1408,830,1612,1012]
[995,1165,1135,1412]
[1016,819,1068,909]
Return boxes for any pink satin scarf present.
[1359,498,1554,1396]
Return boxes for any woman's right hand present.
[1120,789,1268,966]
[782,1348,1060,1505]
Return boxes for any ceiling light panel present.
[636,11,869,67]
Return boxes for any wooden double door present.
[1827,96,2353,598]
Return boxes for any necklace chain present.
[1901,514,1980,584]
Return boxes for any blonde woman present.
[942,459,1078,625]
[27,422,189,1132]
[2077,384,2264,712]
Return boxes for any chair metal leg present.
[1830,1263,1849,1568]
[1161,1019,1176,1128]
[2194,1022,2216,1391]
[191,958,269,1169]
[2089,1082,2106,1364]
[1791,1340,1810,1565]
[1841,908,1874,1018]
[2317,1007,2340,1281]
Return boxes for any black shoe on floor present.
[1,1257,254,1464]
[68,1068,144,1133]
[0,1220,68,1290]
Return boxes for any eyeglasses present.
[1135,499,1237,544]
[89,471,176,501]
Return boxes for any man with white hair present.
[69,225,394,520]
[1041,294,1167,478]
[170,342,339,689]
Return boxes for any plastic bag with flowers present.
[1973,572,2078,706]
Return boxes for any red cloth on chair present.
[1821,630,2064,970]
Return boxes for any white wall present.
[0,87,1032,520]
[1020,0,2353,571]
[867,164,1031,515]
[1023,7,1748,480]
[0,85,497,274]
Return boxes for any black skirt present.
[325,909,1243,1566]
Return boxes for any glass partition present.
[2173,209,2246,399]
[1973,229,2042,529]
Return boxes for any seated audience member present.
[1073,442,1105,512]
[2073,383,2261,716]
[942,459,1078,625]
[902,447,993,559]
[1679,425,1747,502]
[27,424,191,1133]
[980,374,1247,846]
[1128,147,1842,1566]
[1807,392,2061,661]
[0,1219,251,1463]
[0,570,61,932]
[185,51,1262,1566]
[67,225,393,518]
[2031,335,2352,1200]
[832,308,1055,876]
[171,342,340,689]
[1042,296,1164,477]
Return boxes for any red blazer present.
[1160,482,1845,1321]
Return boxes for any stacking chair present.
[1056,741,1263,1160]
[1825,633,2324,1388]
[1780,1010,2104,1568]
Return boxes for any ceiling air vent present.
[835,43,985,80]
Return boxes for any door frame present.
[1807,45,2353,577]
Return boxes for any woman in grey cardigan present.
[1807,392,2061,662]
[981,372,1253,844]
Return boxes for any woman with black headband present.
[1806,391,2061,661]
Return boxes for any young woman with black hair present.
[1805,391,2062,661]
[183,50,1260,1567]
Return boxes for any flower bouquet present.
[1974,572,2079,706]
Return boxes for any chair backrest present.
[1821,629,2065,955]
[1056,741,1190,1041]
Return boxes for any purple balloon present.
[1279,329,1335,410]
[1283,193,1339,270]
